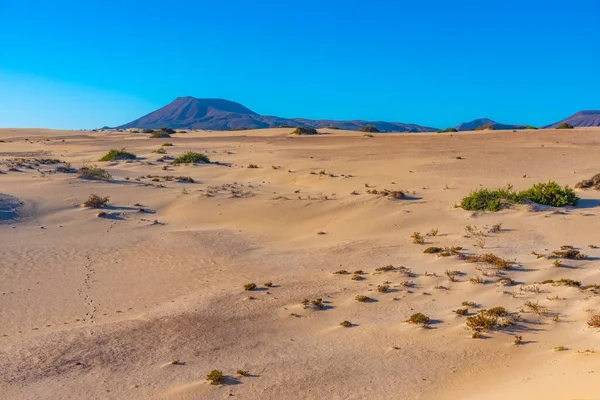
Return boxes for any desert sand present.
[1,127,599,399]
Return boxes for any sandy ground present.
[1,127,599,399]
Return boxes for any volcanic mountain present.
[454,118,526,131]
[544,110,600,128]
[117,97,438,132]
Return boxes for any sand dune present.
[1,127,599,399]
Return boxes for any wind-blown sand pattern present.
[1,127,600,399]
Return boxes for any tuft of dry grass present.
[206,370,224,385]
[244,283,257,291]
[411,232,425,245]
[465,253,511,269]
[355,295,371,302]
[340,320,352,327]
[588,314,600,328]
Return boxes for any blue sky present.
[1,0,599,129]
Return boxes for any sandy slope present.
[1,127,599,399]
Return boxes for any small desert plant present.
[522,301,548,316]
[465,253,511,269]
[176,176,195,183]
[237,369,249,376]
[475,124,495,131]
[411,232,425,245]
[340,320,352,327]
[150,128,173,138]
[82,194,110,208]
[514,335,523,345]
[264,282,273,287]
[172,152,210,164]
[437,127,457,133]
[333,270,350,275]
[363,133,374,138]
[244,283,257,291]
[552,249,587,260]
[462,301,477,307]
[445,270,460,282]
[460,185,519,211]
[78,166,112,181]
[524,125,538,130]
[153,147,167,154]
[375,265,396,272]
[519,181,578,208]
[424,247,443,254]
[474,237,486,249]
[556,123,574,129]
[247,164,259,168]
[162,142,173,146]
[554,346,567,351]
[355,295,371,302]
[488,223,502,233]
[469,275,485,284]
[406,313,430,325]
[426,228,439,236]
[99,149,136,161]
[292,126,319,135]
[206,370,224,385]
[587,314,600,328]
[377,285,390,293]
[472,331,482,339]
[454,308,468,316]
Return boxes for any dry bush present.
[82,194,109,208]
[406,313,430,325]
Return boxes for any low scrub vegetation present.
[460,182,578,211]
[206,370,224,385]
[82,194,110,208]
[437,127,457,133]
[474,124,495,131]
[556,123,574,129]
[172,152,210,164]
[78,166,112,181]
[575,173,600,190]
[99,149,136,161]
[406,313,430,326]
[359,125,379,133]
[292,126,319,135]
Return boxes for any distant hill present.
[117,97,438,132]
[543,110,600,128]
[455,118,526,131]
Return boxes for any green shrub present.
[162,142,173,146]
[206,370,224,384]
[150,127,175,138]
[359,125,379,133]
[556,123,574,129]
[292,126,319,135]
[406,313,430,325]
[519,181,578,207]
[99,149,136,161]
[460,185,519,211]
[461,182,578,211]
[172,152,210,164]
[142,128,154,133]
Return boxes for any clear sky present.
[1,0,599,129]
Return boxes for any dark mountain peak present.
[116,98,437,132]
[544,110,600,128]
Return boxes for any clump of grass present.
[353,270,364,275]
[172,152,210,164]
[497,276,516,286]
[439,246,463,257]
[264,282,273,287]
[153,147,167,154]
[462,301,476,307]
[553,278,581,288]
[406,313,430,325]
[351,274,365,281]
[99,149,136,161]
[466,307,511,331]
[469,275,486,284]
[237,369,249,376]
[553,260,563,267]
[377,285,390,293]
[426,229,439,236]
[206,370,224,385]
[244,283,257,291]
[78,166,112,181]
[445,269,461,282]
[472,331,482,339]
[454,308,468,316]
[488,223,502,233]
[340,320,352,327]
[162,142,173,146]
[247,164,259,168]
[411,232,425,245]
[522,301,548,316]
[554,345,567,352]
[82,194,110,208]
[355,295,371,302]
[150,128,174,138]
[176,176,195,183]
